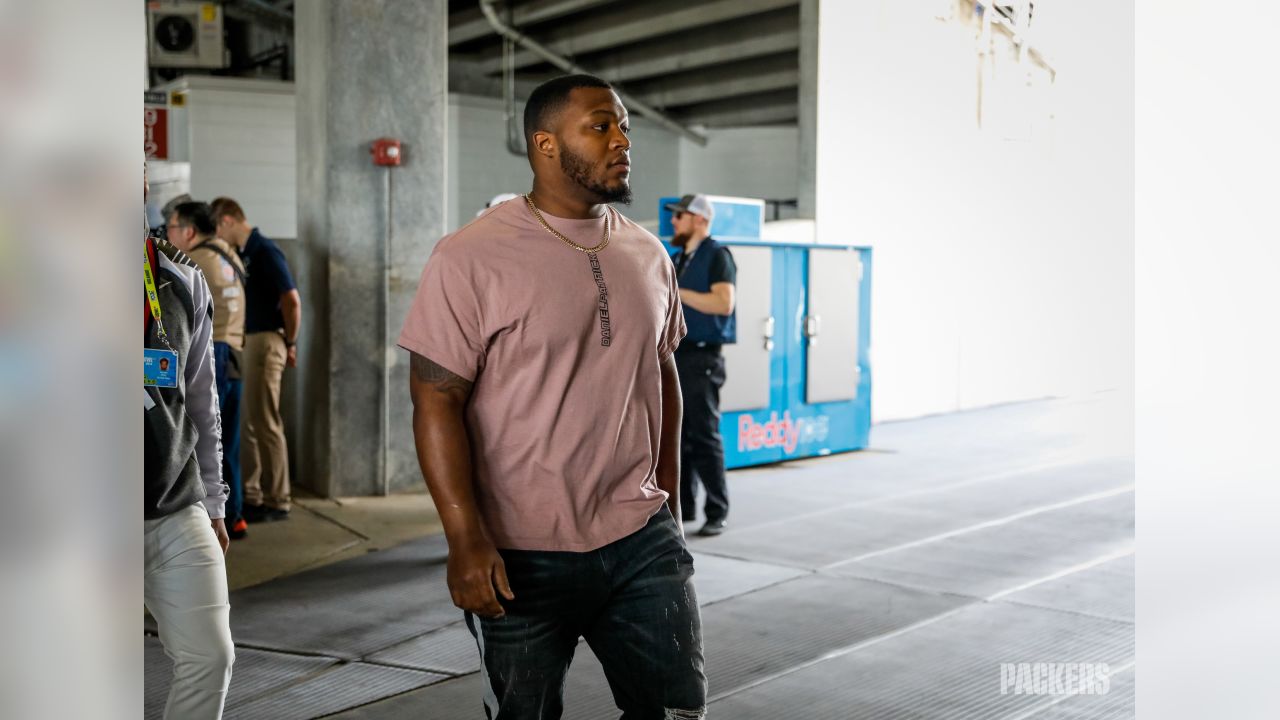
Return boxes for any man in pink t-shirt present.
[400,75,706,718]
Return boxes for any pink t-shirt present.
[398,198,686,552]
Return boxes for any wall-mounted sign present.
[144,92,168,160]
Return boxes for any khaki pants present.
[241,331,290,511]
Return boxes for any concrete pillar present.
[293,0,447,497]
[797,0,819,219]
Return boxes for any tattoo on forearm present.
[411,352,474,395]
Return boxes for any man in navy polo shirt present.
[667,193,737,537]
[210,197,300,523]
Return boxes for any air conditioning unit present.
[147,2,227,69]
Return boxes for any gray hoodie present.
[144,237,227,520]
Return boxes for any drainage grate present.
[227,534,460,659]
[1001,554,1135,624]
[365,621,480,675]
[710,601,1134,719]
[1021,665,1135,719]
[828,492,1134,599]
[225,662,448,720]
[687,551,809,606]
[145,636,338,719]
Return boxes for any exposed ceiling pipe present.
[502,36,527,156]
[227,0,294,30]
[478,0,710,146]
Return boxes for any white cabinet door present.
[805,248,861,404]
[720,246,773,412]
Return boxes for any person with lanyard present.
[666,193,737,537]
[167,200,250,540]
[143,168,236,719]
[399,74,706,718]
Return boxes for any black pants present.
[465,509,707,720]
[675,347,729,524]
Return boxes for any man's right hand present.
[408,351,506,616]
[446,534,515,618]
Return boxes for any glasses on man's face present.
[674,211,687,220]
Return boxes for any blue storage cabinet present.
[659,196,872,469]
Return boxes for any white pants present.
[145,503,235,720]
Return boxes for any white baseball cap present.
[664,194,714,223]
[477,192,520,217]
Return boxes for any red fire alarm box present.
[370,138,402,166]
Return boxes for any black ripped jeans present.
[675,347,729,524]
[465,508,707,720]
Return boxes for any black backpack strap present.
[193,240,247,285]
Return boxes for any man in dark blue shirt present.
[211,197,300,523]
[667,194,737,537]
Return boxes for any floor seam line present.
[296,503,374,542]
[729,456,1128,534]
[706,603,974,704]
[984,548,1136,601]
[225,660,348,712]
[822,485,1135,570]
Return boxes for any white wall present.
[447,93,531,232]
[175,78,297,239]
[816,0,1132,422]
[679,126,800,213]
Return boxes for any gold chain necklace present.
[524,193,610,254]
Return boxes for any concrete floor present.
[224,492,444,592]
[145,393,1134,719]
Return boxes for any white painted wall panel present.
[448,94,531,232]
[678,126,800,210]
[816,0,1132,422]
[182,84,297,239]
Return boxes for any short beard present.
[671,231,692,248]
[560,145,632,205]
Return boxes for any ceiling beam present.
[477,0,798,74]
[450,57,800,129]
[683,105,798,127]
[594,19,799,84]
[449,58,798,126]
[449,0,619,47]
[638,66,799,109]
[448,58,552,99]
[675,93,798,127]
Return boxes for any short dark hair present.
[523,74,613,148]
[170,201,217,237]
[209,196,246,223]
[161,193,192,220]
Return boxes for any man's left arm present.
[280,289,301,367]
[187,272,230,552]
[657,353,683,533]
[268,245,302,367]
[678,282,734,316]
[678,246,736,316]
